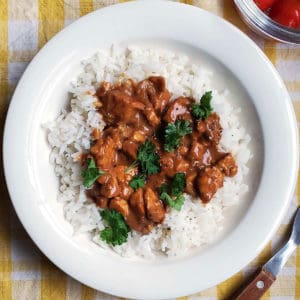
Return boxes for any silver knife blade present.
[263,208,300,278]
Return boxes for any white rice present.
[46,46,251,259]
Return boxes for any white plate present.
[3,1,299,299]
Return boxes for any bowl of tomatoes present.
[235,0,300,44]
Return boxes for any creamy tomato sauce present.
[84,76,238,234]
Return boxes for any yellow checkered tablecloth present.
[0,0,299,299]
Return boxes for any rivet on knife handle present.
[235,268,275,300]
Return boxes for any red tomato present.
[254,0,278,11]
[269,0,300,28]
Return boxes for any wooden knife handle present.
[235,269,276,300]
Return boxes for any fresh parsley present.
[160,192,185,211]
[137,140,161,175]
[159,173,186,211]
[171,173,186,196]
[129,175,146,191]
[100,209,130,246]
[164,120,192,152]
[81,158,104,188]
[190,91,213,120]
[127,140,160,191]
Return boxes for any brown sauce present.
[85,76,238,234]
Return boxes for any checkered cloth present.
[0,0,299,299]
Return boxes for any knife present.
[234,207,300,300]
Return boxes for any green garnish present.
[137,140,161,175]
[171,172,186,196]
[100,209,130,246]
[190,91,213,120]
[127,140,160,190]
[164,120,192,152]
[129,175,146,191]
[81,158,104,188]
[160,192,185,211]
[159,173,186,211]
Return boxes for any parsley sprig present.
[129,140,161,189]
[160,173,186,211]
[100,209,130,246]
[81,158,104,188]
[137,140,161,175]
[129,174,146,191]
[164,120,192,152]
[190,91,213,120]
[170,172,186,196]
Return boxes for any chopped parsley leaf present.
[129,175,146,191]
[159,173,186,211]
[137,140,161,175]
[81,158,104,188]
[190,91,213,120]
[100,209,130,246]
[164,120,192,152]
